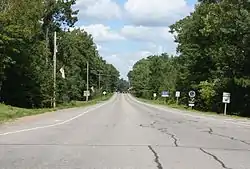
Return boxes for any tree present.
[129,0,250,116]
[0,0,119,108]
[169,0,250,115]
[117,78,129,92]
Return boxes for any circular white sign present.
[189,91,196,98]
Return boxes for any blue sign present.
[161,91,169,97]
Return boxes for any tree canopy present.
[0,0,119,108]
[129,0,250,117]
[117,78,130,92]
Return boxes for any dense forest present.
[128,0,250,117]
[0,0,119,108]
[117,78,130,93]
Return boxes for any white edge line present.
[0,96,115,136]
[128,94,250,127]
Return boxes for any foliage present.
[129,0,250,117]
[0,0,119,108]
[198,81,216,110]
[117,78,129,92]
[128,54,179,99]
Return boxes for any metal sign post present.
[175,91,180,104]
[222,92,230,115]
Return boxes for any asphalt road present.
[0,94,250,169]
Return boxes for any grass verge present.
[0,93,113,123]
[136,97,249,120]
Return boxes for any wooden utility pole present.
[53,31,57,108]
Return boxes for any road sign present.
[175,91,180,98]
[103,91,107,95]
[189,91,196,98]
[189,103,195,107]
[222,92,231,115]
[153,93,157,98]
[84,90,90,97]
[222,92,230,103]
[175,91,180,105]
[161,91,169,97]
[189,98,195,108]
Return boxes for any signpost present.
[222,92,230,115]
[162,91,169,103]
[84,90,90,97]
[161,91,169,97]
[189,98,195,108]
[175,91,180,104]
[188,90,196,109]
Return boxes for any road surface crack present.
[158,128,179,147]
[139,121,157,128]
[206,128,250,146]
[148,145,163,169]
[200,148,233,169]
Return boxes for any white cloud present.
[80,24,125,42]
[101,50,150,78]
[124,0,193,26]
[104,50,155,79]
[148,43,177,55]
[74,0,121,20]
[121,25,174,42]
[104,54,128,78]
[76,24,177,79]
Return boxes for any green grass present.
[137,97,250,120]
[0,94,113,123]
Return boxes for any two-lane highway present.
[0,94,250,169]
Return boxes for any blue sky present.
[73,0,197,79]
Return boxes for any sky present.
[73,0,197,79]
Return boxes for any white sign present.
[189,103,195,107]
[59,67,65,79]
[222,92,230,103]
[153,93,157,98]
[84,90,90,97]
[103,91,107,95]
[189,91,196,98]
[189,98,195,107]
[175,91,180,98]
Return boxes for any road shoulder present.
[128,94,250,127]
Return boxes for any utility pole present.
[53,31,57,108]
[45,27,49,64]
[86,61,89,102]
[98,73,101,90]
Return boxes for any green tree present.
[0,0,119,108]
